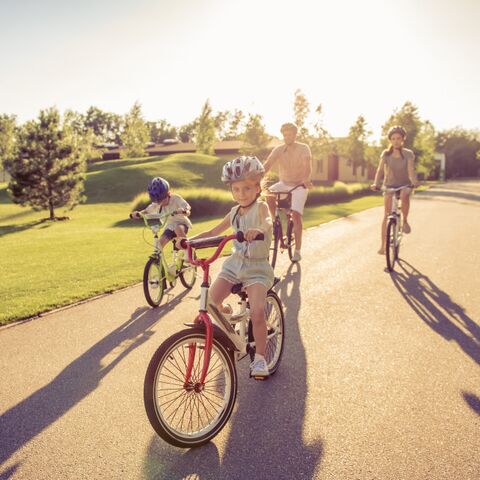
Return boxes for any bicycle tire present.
[270,220,281,269]
[143,257,166,307]
[286,218,295,261]
[178,252,197,289]
[386,218,396,272]
[246,291,285,375]
[144,327,237,448]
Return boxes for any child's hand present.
[174,237,186,249]
[245,228,264,242]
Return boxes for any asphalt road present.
[1,180,479,480]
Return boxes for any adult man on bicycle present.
[263,122,312,262]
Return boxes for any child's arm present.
[371,154,385,189]
[130,202,158,219]
[407,154,419,187]
[174,196,191,216]
[245,202,272,242]
[189,213,231,241]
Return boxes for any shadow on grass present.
[390,259,480,365]
[0,289,189,469]
[142,262,323,480]
[0,219,54,237]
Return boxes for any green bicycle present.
[134,212,197,307]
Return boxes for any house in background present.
[99,138,375,183]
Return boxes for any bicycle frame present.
[140,212,183,283]
[181,232,273,388]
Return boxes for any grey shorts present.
[218,254,274,290]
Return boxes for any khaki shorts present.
[218,254,274,290]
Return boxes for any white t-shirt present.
[144,193,192,229]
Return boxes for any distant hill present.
[84,153,230,203]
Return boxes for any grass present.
[85,153,225,203]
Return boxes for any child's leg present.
[159,233,172,249]
[174,224,187,240]
[209,277,234,315]
[246,283,268,356]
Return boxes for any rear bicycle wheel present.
[143,257,166,307]
[144,327,237,448]
[386,218,397,272]
[179,251,197,289]
[246,291,285,375]
[286,218,295,261]
[264,291,285,375]
[270,220,281,269]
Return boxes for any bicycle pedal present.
[251,374,269,381]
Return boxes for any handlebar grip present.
[236,231,264,242]
[179,238,188,249]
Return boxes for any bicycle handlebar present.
[180,231,265,267]
[267,183,306,195]
[129,210,189,228]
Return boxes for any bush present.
[306,181,370,206]
[130,188,235,218]
[130,182,371,219]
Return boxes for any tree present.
[343,115,372,175]
[0,114,17,182]
[223,109,245,141]
[195,100,216,155]
[120,102,150,158]
[3,108,87,220]
[294,89,310,141]
[147,119,177,144]
[436,128,480,178]
[241,113,271,158]
[84,106,123,144]
[310,103,335,170]
[0,114,17,166]
[178,120,198,143]
[381,101,436,177]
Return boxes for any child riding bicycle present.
[186,156,275,378]
[130,176,192,250]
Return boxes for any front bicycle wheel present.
[271,220,281,269]
[386,218,397,272]
[144,327,237,448]
[143,257,166,307]
[179,253,197,289]
[247,291,285,375]
[286,218,295,261]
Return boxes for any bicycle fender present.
[182,323,238,353]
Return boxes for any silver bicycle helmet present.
[221,156,265,184]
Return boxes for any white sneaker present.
[291,250,301,262]
[250,355,269,378]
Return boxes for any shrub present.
[130,188,235,218]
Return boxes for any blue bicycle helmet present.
[147,177,170,202]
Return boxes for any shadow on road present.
[390,260,480,365]
[142,262,323,480]
[0,290,189,474]
[462,391,480,416]
[416,188,480,204]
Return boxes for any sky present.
[0,0,479,139]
